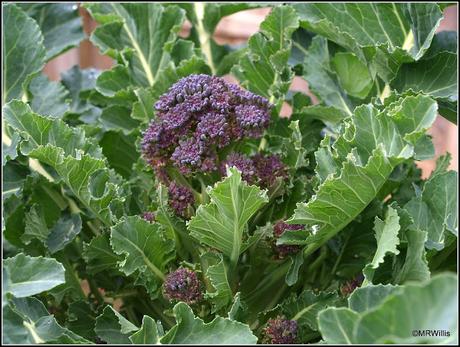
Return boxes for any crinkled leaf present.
[3,296,90,344]
[318,273,457,344]
[29,75,70,119]
[17,3,84,61]
[161,302,258,344]
[3,4,46,103]
[95,305,138,344]
[203,253,232,313]
[285,95,437,257]
[110,216,175,295]
[233,6,299,109]
[363,206,400,284]
[188,167,268,265]
[348,284,401,312]
[20,204,49,245]
[3,253,65,300]
[83,233,122,274]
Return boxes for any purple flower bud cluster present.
[141,74,272,176]
[142,212,156,223]
[168,182,195,218]
[263,316,298,344]
[273,221,304,258]
[163,268,203,304]
[340,274,364,296]
[220,152,287,188]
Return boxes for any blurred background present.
[43,4,458,178]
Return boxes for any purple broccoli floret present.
[220,152,287,188]
[163,268,203,304]
[273,221,304,258]
[168,182,195,218]
[263,316,298,344]
[141,74,273,178]
[220,152,257,184]
[142,212,156,223]
[253,153,288,188]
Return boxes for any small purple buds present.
[163,268,203,304]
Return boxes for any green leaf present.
[21,204,49,245]
[95,306,138,344]
[228,292,248,322]
[282,290,343,334]
[285,95,437,257]
[17,3,85,61]
[83,233,122,274]
[46,213,82,254]
[95,65,133,97]
[3,4,46,103]
[2,133,21,165]
[161,302,258,344]
[391,52,457,123]
[84,3,186,87]
[61,65,100,115]
[3,296,90,344]
[66,301,98,340]
[363,206,401,284]
[285,251,304,286]
[129,315,161,344]
[296,105,350,125]
[2,161,29,199]
[188,167,268,266]
[3,253,65,300]
[405,170,457,250]
[110,216,175,294]
[348,284,401,312]
[100,130,139,178]
[29,75,70,119]
[204,253,232,313]
[99,105,140,135]
[332,52,373,99]
[233,5,299,109]
[318,273,457,344]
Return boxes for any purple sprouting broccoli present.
[263,316,298,344]
[340,274,364,296]
[168,182,195,219]
[220,152,257,184]
[142,212,156,223]
[141,74,273,177]
[252,153,288,188]
[163,268,203,304]
[221,152,287,188]
[273,221,304,258]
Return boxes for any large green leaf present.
[3,4,46,103]
[129,315,161,344]
[2,161,29,200]
[161,302,258,344]
[203,253,233,313]
[17,3,84,61]
[318,273,457,344]
[296,35,354,116]
[391,52,457,123]
[293,3,443,81]
[110,216,175,295]
[46,213,82,254]
[3,253,65,301]
[363,206,401,284]
[3,297,90,344]
[233,5,299,109]
[284,95,437,257]
[188,167,268,267]
[84,3,185,87]
[99,130,139,178]
[95,306,138,344]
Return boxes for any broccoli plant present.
[2,2,458,345]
